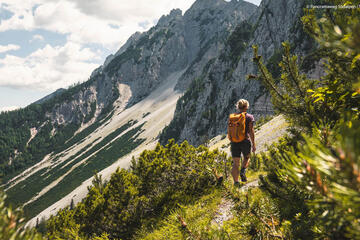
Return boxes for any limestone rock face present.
[176,0,258,91]
[161,0,315,145]
[45,0,258,129]
[36,0,314,147]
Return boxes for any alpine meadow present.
[0,0,359,239]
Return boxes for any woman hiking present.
[228,99,256,187]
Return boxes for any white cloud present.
[0,0,35,32]
[32,34,44,41]
[0,42,99,91]
[0,44,20,53]
[0,106,20,112]
[225,0,261,5]
[0,0,196,50]
[69,0,195,22]
[0,0,197,92]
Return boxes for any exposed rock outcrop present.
[161,0,315,146]
[46,0,257,129]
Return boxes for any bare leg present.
[242,154,251,169]
[232,157,241,183]
[239,154,251,182]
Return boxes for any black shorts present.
[230,139,251,158]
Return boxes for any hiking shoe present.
[234,182,240,188]
[217,176,223,185]
[240,172,247,182]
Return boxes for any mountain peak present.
[185,0,256,19]
[157,8,182,27]
[190,0,227,11]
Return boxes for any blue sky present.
[0,0,261,112]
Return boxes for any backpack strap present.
[242,112,248,138]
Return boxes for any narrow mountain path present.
[209,115,288,228]
[212,198,234,227]
[239,179,260,191]
[212,179,260,227]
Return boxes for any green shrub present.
[0,191,43,240]
[46,140,226,239]
[249,3,360,238]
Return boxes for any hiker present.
[228,99,256,186]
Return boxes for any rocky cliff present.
[43,0,258,129]
[160,0,315,145]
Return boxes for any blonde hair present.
[236,99,249,111]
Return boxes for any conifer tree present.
[250,1,360,238]
[70,198,74,210]
[0,191,43,240]
[45,140,223,239]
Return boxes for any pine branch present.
[250,209,284,239]
[282,43,306,100]
[251,45,285,100]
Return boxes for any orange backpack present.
[227,112,246,143]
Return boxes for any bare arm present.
[249,121,256,153]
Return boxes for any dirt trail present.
[210,115,288,227]
[212,180,260,227]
